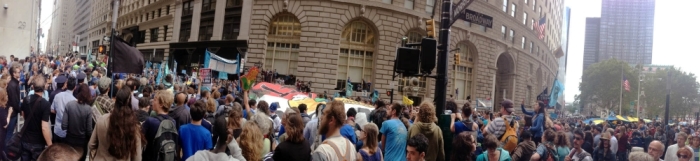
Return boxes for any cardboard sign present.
[200,68,212,85]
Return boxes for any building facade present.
[116,0,176,63]
[244,0,564,110]
[73,0,92,54]
[583,0,655,73]
[582,17,600,72]
[87,0,113,60]
[48,0,76,55]
[0,0,41,58]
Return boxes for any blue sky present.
[564,0,700,102]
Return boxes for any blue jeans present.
[20,142,45,161]
[617,150,628,161]
[5,116,16,143]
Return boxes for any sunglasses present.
[677,154,690,159]
[574,137,583,140]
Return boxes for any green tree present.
[579,59,639,116]
[640,67,699,119]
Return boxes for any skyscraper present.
[583,18,600,71]
[582,0,655,72]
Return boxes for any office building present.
[582,18,600,71]
[0,0,41,58]
[73,0,92,54]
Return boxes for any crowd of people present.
[0,53,699,161]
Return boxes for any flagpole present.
[636,64,641,118]
[619,67,623,115]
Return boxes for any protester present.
[341,108,358,145]
[582,131,594,156]
[357,123,382,161]
[50,76,76,142]
[565,129,592,161]
[311,100,357,161]
[618,126,630,161]
[5,65,21,144]
[676,146,694,161]
[555,131,571,161]
[186,117,245,161]
[592,132,616,161]
[125,78,140,110]
[522,100,546,145]
[88,86,144,160]
[305,104,324,149]
[476,134,511,161]
[272,109,311,161]
[406,134,429,161]
[407,102,444,161]
[0,88,10,160]
[93,77,114,115]
[627,151,655,161]
[20,75,52,160]
[380,103,409,161]
[239,121,264,161]
[689,133,700,161]
[607,128,619,155]
[36,143,81,161]
[484,100,518,139]
[142,89,179,161]
[61,84,94,160]
[510,130,536,161]
[666,132,693,161]
[179,100,214,160]
[451,132,476,161]
[136,97,151,123]
[170,92,191,128]
[299,103,311,125]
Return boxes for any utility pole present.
[434,0,452,116]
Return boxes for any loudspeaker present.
[395,47,420,75]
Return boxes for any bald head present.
[175,93,187,105]
[648,140,665,161]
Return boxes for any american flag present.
[623,75,630,91]
[534,17,547,39]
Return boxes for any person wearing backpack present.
[484,100,519,154]
[142,90,180,161]
[530,129,559,161]
[452,103,484,155]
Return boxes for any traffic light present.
[98,45,105,53]
[386,91,392,96]
[455,53,460,65]
[420,38,437,74]
[426,19,436,38]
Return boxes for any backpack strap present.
[323,139,352,161]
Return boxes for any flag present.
[549,79,564,107]
[534,17,547,39]
[111,37,145,74]
[623,74,630,91]
[537,87,549,106]
[346,77,353,97]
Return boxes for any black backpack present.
[153,115,179,161]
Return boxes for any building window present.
[521,36,526,48]
[383,0,392,4]
[479,25,486,32]
[525,0,528,4]
[202,0,216,11]
[405,0,414,9]
[501,26,506,39]
[526,86,532,106]
[511,4,516,17]
[183,1,193,15]
[166,5,170,15]
[407,31,423,48]
[533,0,536,10]
[426,0,435,14]
[503,0,508,12]
[523,12,528,25]
[454,43,475,100]
[538,6,542,16]
[529,42,533,53]
[509,29,514,43]
[337,20,376,89]
[223,15,241,40]
[531,19,535,30]
[179,22,191,42]
[158,8,162,17]
[150,28,159,42]
[163,25,168,41]
[226,0,242,7]
[265,13,301,76]
[199,19,214,41]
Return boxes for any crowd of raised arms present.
[0,54,696,161]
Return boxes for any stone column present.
[188,0,202,42]
[173,1,182,42]
[237,0,253,40]
[210,0,226,40]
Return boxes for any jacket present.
[476,148,512,161]
[592,148,616,161]
[301,113,311,125]
[186,137,246,161]
[408,122,444,161]
[529,113,545,138]
[88,113,143,161]
[7,78,20,117]
[168,104,191,128]
[62,101,94,146]
[510,140,536,161]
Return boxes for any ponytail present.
[390,103,411,129]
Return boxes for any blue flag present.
[372,90,379,103]
[346,77,353,97]
[549,79,564,107]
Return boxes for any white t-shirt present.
[312,135,357,161]
[569,148,593,161]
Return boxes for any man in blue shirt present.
[380,105,408,161]
[51,76,77,143]
[179,100,213,160]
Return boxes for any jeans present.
[617,150,628,161]
[5,116,16,143]
[20,142,45,161]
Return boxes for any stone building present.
[244,0,565,111]
[0,0,41,58]
[116,0,176,63]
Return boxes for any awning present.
[616,115,629,122]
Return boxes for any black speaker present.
[395,47,420,75]
[420,38,437,74]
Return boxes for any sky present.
[564,0,700,103]
[39,0,53,51]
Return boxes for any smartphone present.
[489,113,494,121]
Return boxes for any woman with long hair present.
[582,131,595,154]
[521,99,547,145]
[0,88,11,160]
[239,121,264,161]
[554,131,571,161]
[88,86,144,160]
[530,129,557,160]
[451,132,476,161]
[272,109,311,161]
[357,123,383,161]
[227,102,245,139]
[62,84,95,160]
[592,132,616,161]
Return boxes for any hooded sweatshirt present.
[511,140,537,161]
[408,121,444,161]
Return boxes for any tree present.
[640,67,699,119]
[579,59,639,116]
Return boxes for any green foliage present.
[640,67,699,119]
[579,59,639,115]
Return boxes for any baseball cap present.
[501,99,514,113]
[270,102,279,112]
[55,75,68,84]
[98,77,112,91]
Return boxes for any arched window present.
[337,20,375,90]
[453,43,475,100]
[265,13,301,76]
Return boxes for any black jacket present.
[7,78,20,117]
[168,104,190,128]
[61,101,94,146]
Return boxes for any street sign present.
[454,9,493,28]
[450,0,474,26]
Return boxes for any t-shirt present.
[340,124,357,145]
[21,95,52,145]
[179,124,213,161]
[536,143,556,161]
[380,119,407,161]
[312,135,358,161]
[273,141,311,161]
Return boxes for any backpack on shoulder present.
[153,116,179,161]
[500,116,518,153]
[541,146,558,161]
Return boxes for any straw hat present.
[601,132,612,140]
